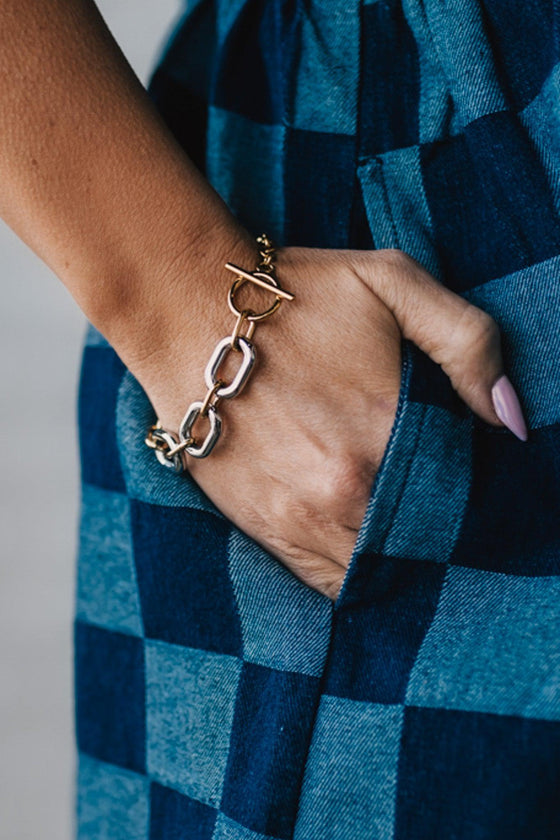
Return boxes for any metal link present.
[226,267,292,322]
[205,335,256,400]
[150,427,185,473]
[146,234,293,467]
[199,380,222,417]
[179,401,222,459]
[256,234,276,274]
[230,310,256,350]
[167,436,195,459]
[145,423,167,451]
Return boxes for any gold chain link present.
[199,379,223,417]
[255,233,276,274]
[230,309,257,350]
[145,422,166,451]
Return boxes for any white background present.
[0,2,183,836]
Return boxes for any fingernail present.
[491,374,528,441]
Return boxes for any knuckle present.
[317,455,371,515]
[480,313,501,350]
[455,305,500,354]
[379,248,410,270]
[271,492,324,537]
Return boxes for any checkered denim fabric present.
[75,1,560,837]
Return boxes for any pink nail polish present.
[491,375,528,441]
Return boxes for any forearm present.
[0,0,254,363]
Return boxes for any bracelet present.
[144,234,295,472]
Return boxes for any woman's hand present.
[0,0,524,600]
[131,245,522,601]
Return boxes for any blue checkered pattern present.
[75,0,560,837]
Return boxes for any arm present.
[0,0,255,363]
[0,0,524,599]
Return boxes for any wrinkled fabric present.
[75,1,560,837]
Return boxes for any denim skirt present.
[74,1,560,837]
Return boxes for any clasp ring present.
[225,263,294,322]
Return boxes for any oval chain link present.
[205,336,256,400]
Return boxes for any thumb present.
[356,249,528,441]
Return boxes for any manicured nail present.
[491,374,528,441]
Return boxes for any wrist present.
[85,200,250,338]
[96,214,259,429]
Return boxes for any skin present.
[0,0,506,599]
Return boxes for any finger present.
[357,250,528,439]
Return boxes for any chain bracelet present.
[144,234,294,472]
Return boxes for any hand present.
[135,245,513,600]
